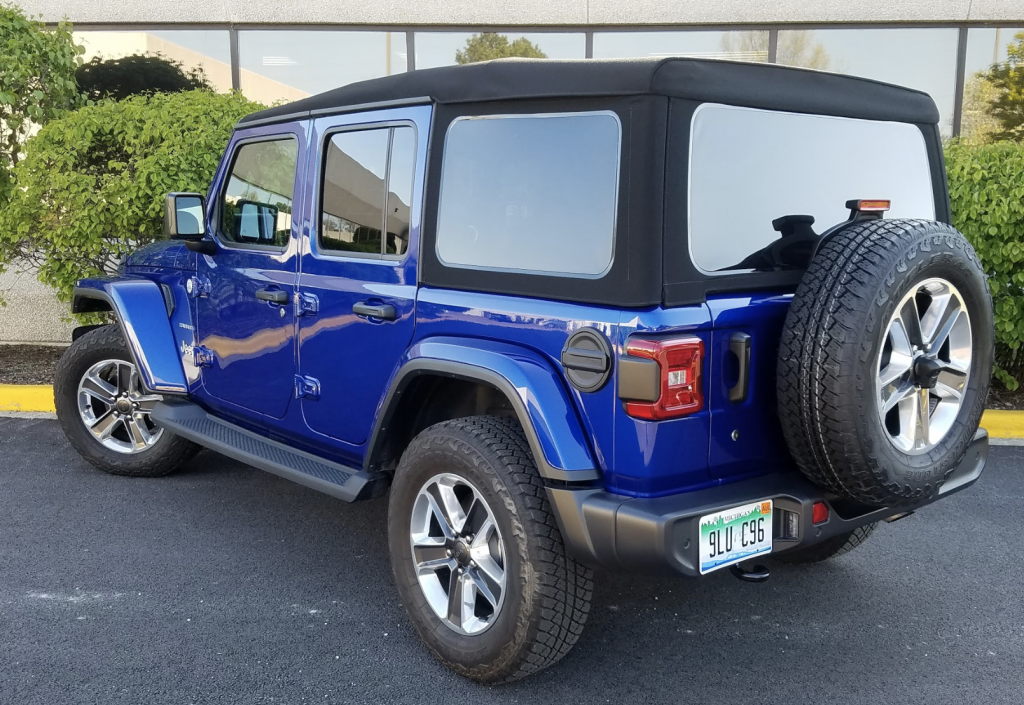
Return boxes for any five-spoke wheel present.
[410,473,506,635]
[877,278,972,454]
[77,359,164,454]
[55,324,199,476]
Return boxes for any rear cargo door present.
[706,294,792,479]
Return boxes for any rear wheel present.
[54,325,199,477]
[388,415,592,683]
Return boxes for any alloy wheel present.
[409,473,507,635]
[876,278,972,454]
[77,359,164,454]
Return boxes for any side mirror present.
[235,199,279,242]
[164,193,207,240]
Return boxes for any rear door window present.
[319,125,416,259]
[436,112,621,278]
[687,104,935,274]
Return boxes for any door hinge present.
[186,276,211,298]
[295,375,321,400]
[192,345,214,368]
[294,292,319,317]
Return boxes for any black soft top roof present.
[240,57,940,127]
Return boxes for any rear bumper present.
[548,428,988,576]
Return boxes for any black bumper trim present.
[548,428,988,576]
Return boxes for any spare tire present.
[778,218,993,506]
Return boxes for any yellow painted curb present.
[980,409,1024,440]
[1,384,1023,438]
[0,384,56,413]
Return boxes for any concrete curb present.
[2,384,1024,441]
[0,385,56,413]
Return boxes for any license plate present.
[699,500,773,574]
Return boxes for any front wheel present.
[388,415,592,683]
[54,324,199,477]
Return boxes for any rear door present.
[296,106,429,445]
[705,295,791,479]
[686,104,938,479]
[196,123,307,422]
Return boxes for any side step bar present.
[152,401,388,502]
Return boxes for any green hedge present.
[946,140,1024,389]
[0,89,263,305]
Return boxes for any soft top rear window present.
[688,104,935,274]
[435,111,621,278]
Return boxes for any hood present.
[124,239,194,271]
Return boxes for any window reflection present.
[962,27,1024,144]
[436,113,620,277]
[74,30,232,93]
[239,31,407,105]
[221,139,298,248]
[320,126,416,258]
[593,31,770,62]
[386,128,416,257]
[777,29,959,137]
[321,129,389,256]
[415,32,585,69]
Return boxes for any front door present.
[296,107,429,444]
[196,123,308,421]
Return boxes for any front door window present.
[219,138,298,249]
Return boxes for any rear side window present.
[219,138,298,249]
[436,112,620,277]
[320,125,416,258]
[687,104,935,274]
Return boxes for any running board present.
[151,401,387,502]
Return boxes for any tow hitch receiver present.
[729,562,770,583]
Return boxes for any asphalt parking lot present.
[2,416,1022,705]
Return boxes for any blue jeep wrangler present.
[55,58,993,683]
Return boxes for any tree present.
[0,4,83,206]
[0,91,264,304]
[76,53,212,102]
[959,74,1001,145]
[455,33,546,64]
[981,31,1024,142]
[720,31,831,70]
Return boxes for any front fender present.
[72,277,188,394]
[373,337,599,482]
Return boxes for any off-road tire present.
[388,415,593,684]
[776,524,877,565]
[54,324,199,477]
[777,218,993,506]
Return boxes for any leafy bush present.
[76,53,212,101]
[0,90,263,303]
[945,140,1024,389]
[0,4,83,206]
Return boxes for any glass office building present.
[67,23,1024,140]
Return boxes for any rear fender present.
[72,277,188,394]
[371,337,599,482]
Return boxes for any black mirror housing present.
[164,193,207,240]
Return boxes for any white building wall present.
[15,0,1024,25]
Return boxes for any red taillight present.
[812,501,829,525]
[623,337,704,420]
